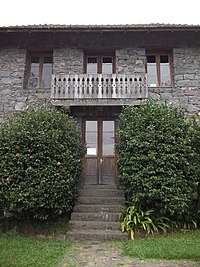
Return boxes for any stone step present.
[73,204,124,213]
[77,196,125,205]
[69,220,121,230]
[79,188,124,197]
[71,212,119,222]
[82,184,118,189]
[67,184,126,241]
[66,229,128,241]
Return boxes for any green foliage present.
[0,232,72,267]
[119,204,170,240]
[191,117,200,211]
[0,106,83,220]
[123,230,200,261]
[117,100,199,222]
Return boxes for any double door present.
[83,118,116,185]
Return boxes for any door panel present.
[84,121,98,184]
[84,158,98,184]
[102,121,115,156]
[101,157,115,185]
[83,118,116,185]
[101,120,115,184]
[85,121,98,156]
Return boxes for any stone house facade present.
[1,24,200,185]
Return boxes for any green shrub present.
[117,100,198,222]
[0,106,83,220]
[192,117,200,212]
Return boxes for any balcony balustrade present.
[51,74,148,106]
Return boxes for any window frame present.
[84,51,116,74]
[27,52,53,89]
[146,51,173,87]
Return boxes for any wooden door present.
[83,118,116,185]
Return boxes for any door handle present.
[100,158,104,164]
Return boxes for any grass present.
[121,230,200,261]
[1,216,200,265]
[0,232,72,267]
[0,216,71,266]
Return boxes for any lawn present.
[122,230,200,261]
[0,216,71,267]
[0,232,72,267]
[1,216,200,266]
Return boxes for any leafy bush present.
[0,106,83,220]
[119,204,170,240]
[192,118,200,212]
[117,100,198,222]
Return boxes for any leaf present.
[130,229,135,240]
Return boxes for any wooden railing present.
[51,74,148,101]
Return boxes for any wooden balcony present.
[51,74,148,106]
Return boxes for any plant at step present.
[0,106,84,221]
[119,204,170,240]
[173,209,199,230]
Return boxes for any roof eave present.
[1,24,200,33]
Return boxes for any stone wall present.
[0,49,26,124]
[1,46,200,124]
[116,48,146,75]
[0,49,54,124]
[53,47,146,76]
[149,47,200,114]
[174,47,200,113]
[53,48,84,74]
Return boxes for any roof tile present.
[1,23,200,32]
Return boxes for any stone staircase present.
[66,185,128,241]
